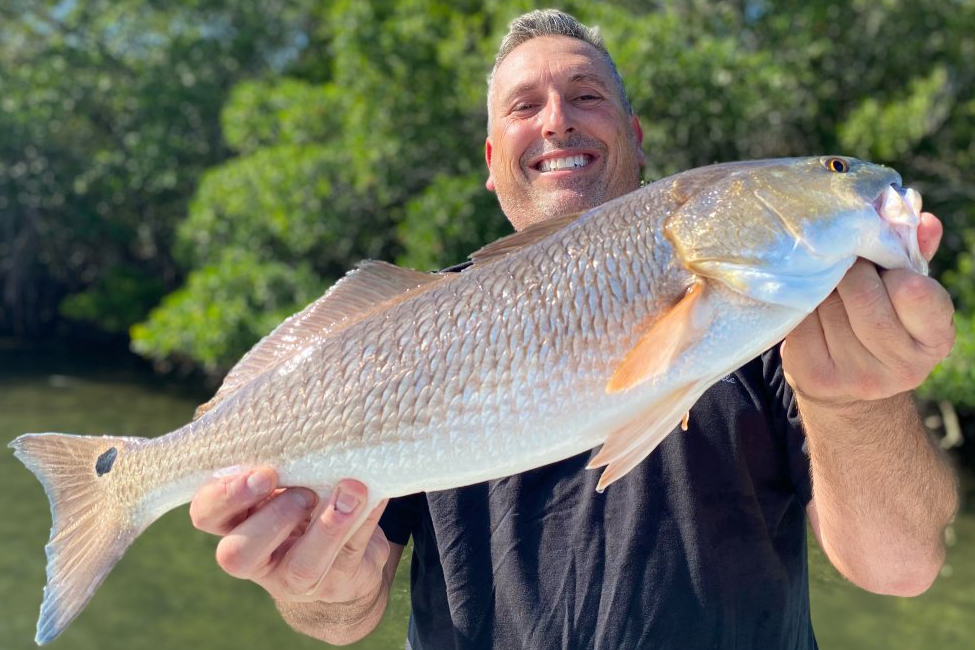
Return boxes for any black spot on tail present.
[95,447,117,476]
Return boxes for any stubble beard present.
[497,134,640,230]
[500,135,614,227]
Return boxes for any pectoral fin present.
[593,281,715,491]
[606,281,712,394]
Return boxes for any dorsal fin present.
[193,261,444,420]
[470,211,582,265]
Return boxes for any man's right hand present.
[189,469,392,605]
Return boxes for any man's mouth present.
[534,154,594,172]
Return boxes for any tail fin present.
[9,433,151,645]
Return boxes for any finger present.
[834,260,915,364]
[812,281,888,395]
[917,212,943,262]
[278,480,370,596]
[330,499,390,575]
[883,269,956,360]
[215,488,318,580]
[780,311,830,389]
[189,468,278,535]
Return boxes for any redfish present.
[11,156,927,644]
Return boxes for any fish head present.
[663,156,928,309]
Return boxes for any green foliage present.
[130,249,321,372]
[59,265,166,333]
[920,313,975,408]
[220,79,344,153]
[397,173,512,271]
[0,0,315,335]
[134,0,501,369]
[839,67,951,162]
[921,235,975,408]
[4,0,975,415]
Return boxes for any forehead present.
[491,35,614,102]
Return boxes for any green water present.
[1,341,972,649]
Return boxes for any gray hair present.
[486,9,633,127]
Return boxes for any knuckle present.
[319,509,351,540]
[935,321,957,357]
[852,371,884,401]
[893,365,923,391]
[215,537,251,579]
[330,545,364,574]
[280,559,323,594]
[792,360,833,394]
[891,274,947,314]
[894,273,933,305]
[188,500,209,530]
[919,329,956,364]
[342,526,372,556]
[882,352,920,387]
[317,582,341,602]
[189,490,225,532]
[847,279,887,314]
[219,476,240,502]
[931,293,957,333]
[372,534,391,566]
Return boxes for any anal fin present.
[592,280,715,491]
[588,382,705,492]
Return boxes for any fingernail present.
[212,465,242,479]
[334,487,360,515]
[246,471,272,496]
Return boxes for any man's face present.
[486,36,645,230]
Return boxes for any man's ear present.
[485,138,496,191]
[631,115,645,167]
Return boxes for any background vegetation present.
[3,0,974,422]
[2,2,973,648]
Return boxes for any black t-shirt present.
[380,348,816,650]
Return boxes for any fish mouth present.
[872,183,928,275]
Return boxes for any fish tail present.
[9,432,153,645]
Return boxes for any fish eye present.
[824,157,850,173]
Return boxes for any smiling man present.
[188,9,958,650]
[484,31,644,229]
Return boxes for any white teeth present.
[538,155,590,172]
[904,187,922,214]
[878,186,919,227]
[876,185,927,276]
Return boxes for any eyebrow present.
[499,71,612,108]
[568,72,611,92]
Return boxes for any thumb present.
[918,212,943,262]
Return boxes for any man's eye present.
[576,94,602,103]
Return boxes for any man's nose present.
[541,94,575,137]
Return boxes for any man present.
[188,10,958,649]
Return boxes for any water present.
[1,341,972,649]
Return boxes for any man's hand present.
[782,212,955,404]
[189,470,390,605]
[780,211,958,596]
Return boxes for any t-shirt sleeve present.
[761,346,813,507]
[379,492,424,546]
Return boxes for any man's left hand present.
[782,212,955,407]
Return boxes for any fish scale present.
[10,157,929,644]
